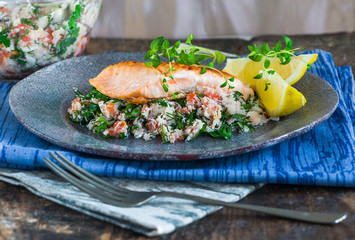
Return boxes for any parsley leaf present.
[208,124,233,140]
[10,48,27,67]
[56,4,82,56]
[0,28,11,48]
[122,103,141,119]
[96,117,110,134]
[153,99,170,107]
[81,87,112,101]
[81,103,99,123]
[20,18,34,27]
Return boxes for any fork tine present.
[51,152,129,195]
[48,153,125,197]
[44,157,104,196]
[44,157,132,206]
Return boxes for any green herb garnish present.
[132,124,140,130]
[16,29,30,45]
[208,124,233,140]
[96,116,110,134]
[122,103,141,119]
[242,104,253,110]
[81,103,99,123]
[56,4,82,56]
[160,125,171,143]
[166,112,185,130]
[233,91,244,101]
[154,99,170,107]
[10,48,27,67]
[175,98,186,107]
[264,82,271,91]
[144,34,304,97]
[78,86,111,101]
[144,34,235,96]
[31,4,40,17]
[233,116,255,133]
[20,18,34,27]
[0,28,11,48]
[248,35,310,79]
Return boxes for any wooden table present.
[1,33,354,240]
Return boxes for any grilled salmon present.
[89,61,254,104]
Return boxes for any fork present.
[43,152,347,224]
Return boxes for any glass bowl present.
[0,0,102,79]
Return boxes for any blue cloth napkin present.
[1,50,354,187]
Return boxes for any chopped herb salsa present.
[0,0,101,78]
[68,87,273,143]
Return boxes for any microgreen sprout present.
[144,34,306,95]
[144,34,235,96]
[248,35,310,80]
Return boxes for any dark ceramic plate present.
[9,52,339,161]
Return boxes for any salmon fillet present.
[89,61,254,104]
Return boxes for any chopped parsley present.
[154,99,170,107]
[69,86,265,143]
[10,48,27,67]
[0,28,11,48]
[207,124,233,139]
[95,117,110,134]
[242,104,253,110]
[31,4,40,17]
[76,86,112,102]
[166,112,185,130]
[122,103,141,119]
[56,4,82,56]
[20,18,34,27]
[16,29,30,44]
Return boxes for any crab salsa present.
[68,87,277,143]
[0,0,101,78]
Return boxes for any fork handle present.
[157,192,347,224]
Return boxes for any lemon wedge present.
[255,72,306,117]
[223,54,318,88]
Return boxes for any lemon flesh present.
[223,54,318,88]
[255,72,306,117]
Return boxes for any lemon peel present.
[255,72,306,117]
[223,54,318,89]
